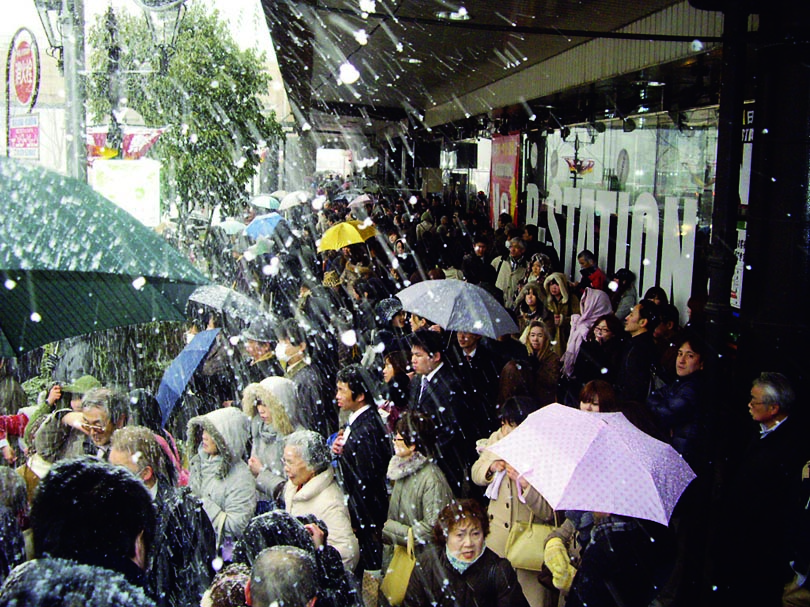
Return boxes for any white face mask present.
[274,342,291,363]
[184,331,196,345]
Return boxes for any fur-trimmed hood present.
[387,451,430,481]
[187,407,250,479]
[241,378,296,436]
[544,271,572,304]
[515,282,546,309]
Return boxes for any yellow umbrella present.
[317,220,377,252]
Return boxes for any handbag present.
[504,512,557,572]
[380,527,416,606]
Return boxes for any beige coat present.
[473,427,557,607]
[283,467,360,571]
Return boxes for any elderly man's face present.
[509,242,523,259]
[748,385,780,426]
[82,406,114,447]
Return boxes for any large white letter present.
[660,196,697,323]
[613,192,631,271]
[595,190,618,271]
[628,192,660,296]
[562,187,582,277]
[547,183,563,257]
[576,188,597,259]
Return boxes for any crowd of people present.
[1,182,809,607]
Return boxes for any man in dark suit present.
[716,372,810,607]
[331,364,392,575]
[408,330,476,498]
[447,331,503,437]
[616,300,660,403]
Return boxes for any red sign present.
[13,41,34,105]
[7,29,40,111]
[489,133,521,226]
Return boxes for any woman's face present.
[409,313,424,333]
[501,420,518,436]
[549,282,561,297]
[383,360,395,383]
[446,520,485,562]
[256,401,270,423]
[531,260,542,276]
[283,445,315,486]
[528,327,545,352]
[593,321,613,344]
[201,430,218,455]
[393,434,416,459]
[580,399,600,413]
[524,291,537,308]
[396,241,405,254]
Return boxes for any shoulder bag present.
[380,527,416,606]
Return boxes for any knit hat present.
[62,375,101,396]
[242,317,276,343]
[420,211,434,223]
[375,297,404,326]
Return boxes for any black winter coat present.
[146,482,217,607]
[403,546,529,607]
[336,406,393,571]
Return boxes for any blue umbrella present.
[156,328,220,426]
[245,212,285,239]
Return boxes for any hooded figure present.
[561,287,614,377]
[242,378,298,507]
[0,558,155,607]
[543,272,580,357]
[187,407,256,546]
[231,510,360,607]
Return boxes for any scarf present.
[446,545,484,573]
[561,287,613,377]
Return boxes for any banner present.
[86,126,166,161]
[489,133,520,225]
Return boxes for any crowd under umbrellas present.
[3,160,791,607]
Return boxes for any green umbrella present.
[0,158,210,357]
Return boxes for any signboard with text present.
[8,114,39,159]
[489,133,520,225]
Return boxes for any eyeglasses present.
[749,399,773,408]
[594,326,612,335]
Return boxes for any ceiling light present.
[435,6,470,21]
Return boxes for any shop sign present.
[490,133,520,223]
[8,114,39,159]
[7,29,40,111]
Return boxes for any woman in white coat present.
[282,429,360,572]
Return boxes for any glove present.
[544,537,576,592]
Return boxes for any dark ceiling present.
[260,1,723,138]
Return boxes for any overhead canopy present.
[261,0,726,137]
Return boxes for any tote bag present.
[504,511,556,572]
[380,527,416,606]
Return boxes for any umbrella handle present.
[515,468,533,504]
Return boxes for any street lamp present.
[132,0,187,74]
[33,0,87,181]
[33,0,63,68]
